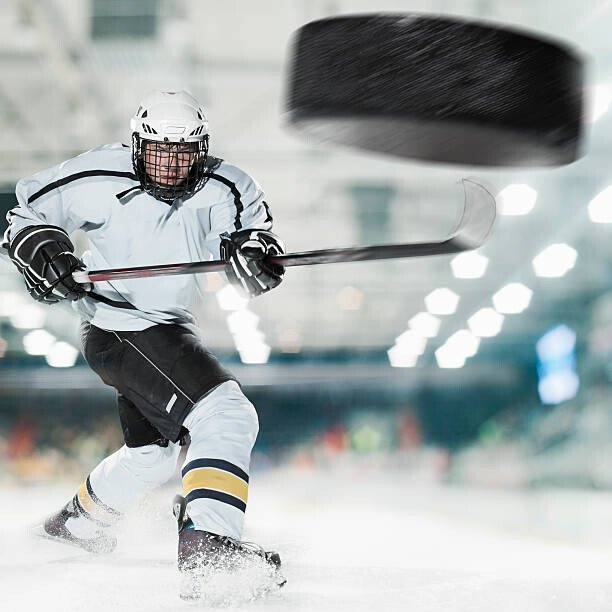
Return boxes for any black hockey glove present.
[220,229,285,297]
[8,225,89,304]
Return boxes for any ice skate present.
[38,495,117,554]
[173,494,286,601]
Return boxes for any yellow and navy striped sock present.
[74,475,121,527]
[182,458,249,513]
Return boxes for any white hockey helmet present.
[131,90,210,203]
[130,90,209,143]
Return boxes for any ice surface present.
[2,467,612,611]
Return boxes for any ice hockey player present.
[2,90,286,597]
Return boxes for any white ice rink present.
[3,465,612,612]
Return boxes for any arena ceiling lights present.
[217,286,271,364]
[532,243,578,278]
[424,288,460,315]
[434,344,466,369]
[46,341,79,368]
[468,308,505,338]
[22,329,56,355]
[450,251,489,279]
[445,329,480,358]
[387,344,419,368]
[216,285,249,311]
[225,309,271,365]
[588,185,612,223]
[394,329,427,356]
[497,184,538,216]
[9,303,47,329]
[387,328,428,368]
[408,312,440,338]
[492,283,533,314]
[0,291,25,317]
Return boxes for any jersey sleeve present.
[2,158,86,249]
[204,168,275,259]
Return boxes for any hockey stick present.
[73,179,495,284]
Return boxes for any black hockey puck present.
[285,14,585,167]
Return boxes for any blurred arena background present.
[0,0,612,550]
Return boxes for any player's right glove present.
[8,225,89,304]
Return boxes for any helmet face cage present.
[132,134,209,203]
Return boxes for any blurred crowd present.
[3,383,611,491]
[0,413,123,484]
[0,402,453,485]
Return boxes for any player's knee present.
[189,381,259,438]
[219,386,259,440]
[120,443,180,486]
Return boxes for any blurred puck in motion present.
[285,14,585,167]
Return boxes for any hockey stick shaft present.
[73,237,467,283]
[72,179,496,284]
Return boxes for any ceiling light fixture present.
[492,283,533,314]
[532,244,577,278]
[46,341,79,368]
[450,251,489,279]
[408,312,441,338]
[497,184,538,216]
[434,344,466,369]
[588,185,612,223]
[468,308,504,337]
[424,288,460,315]
[445,329,480,357]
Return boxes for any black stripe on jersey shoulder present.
[204,172,244,231]
[28,170,138,205]
[182,458,249,483]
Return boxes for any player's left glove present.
[220,229,285,297]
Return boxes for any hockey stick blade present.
[73,179,495,284]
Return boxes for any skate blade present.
[31,523,115,555]
[32,523,70,545]
[31,523,91,558]
[32,523,81,549]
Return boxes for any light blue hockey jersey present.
[1,143,274,331]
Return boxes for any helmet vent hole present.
[142,123,157,134]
